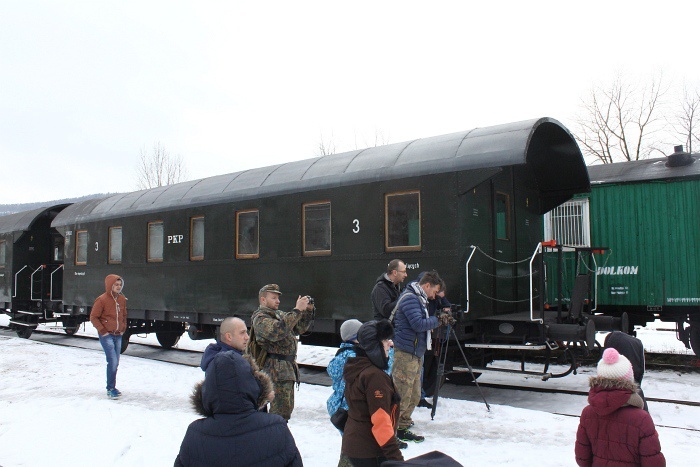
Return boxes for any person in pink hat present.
[575,348,665,466]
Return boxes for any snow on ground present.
[1,315,699,466]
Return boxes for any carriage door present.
[492,174,516,313]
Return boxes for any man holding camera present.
[249,284,315,420]
[391,270,453,442]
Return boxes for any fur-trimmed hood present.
[587,376,644,416]
[191,352,274,416]
[357,320,394,370]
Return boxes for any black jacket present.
[604,331,648,412]
[175,351,303,467]
[371,274,402,320]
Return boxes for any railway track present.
[3,324,700,433]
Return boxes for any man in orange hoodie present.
[90,274,128,398]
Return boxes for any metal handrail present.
[30,265,44,301]
[465,246,478,313]
[529,243,543,324]
[50,264,64,301]
[12,265,28,298]
[591,254,599,312]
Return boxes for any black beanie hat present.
[357,319,394,370]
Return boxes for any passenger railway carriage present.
[1,118,601,377]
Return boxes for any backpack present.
[246,317,267,369]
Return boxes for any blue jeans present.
[98,333,122,390]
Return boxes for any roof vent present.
[665,145,694,167]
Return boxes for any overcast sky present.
[1,1,698,204]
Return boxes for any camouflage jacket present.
[251,305,313,382]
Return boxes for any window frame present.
[147,220,164,263]
[385,190,422,253]
[108,226,123,264]
[544,198,591,250]
[302,201,332,257]
[0,240,6,267]
[235,209,260,259]
[495,192,511,241]
[190,216,205,261]
[75,230,88,266]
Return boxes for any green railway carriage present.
[544,147,700,355]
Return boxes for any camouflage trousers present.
[392,348,422,429]
[270,380,295,420]
[337,453,353,467]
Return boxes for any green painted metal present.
[545,176,700,322]
[591,179,700,310]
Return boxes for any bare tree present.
[354,128,391,149]
[317,131,337,156]
[669,85,700,154]
[575,74,665,164]
[136,142,189,189]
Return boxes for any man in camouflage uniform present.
[250,284,314,420]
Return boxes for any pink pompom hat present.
[597,347,634,381]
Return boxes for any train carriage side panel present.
[591,177,700,324]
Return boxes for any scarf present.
[407,282,432,351]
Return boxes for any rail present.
[465,246,478,313]
[590,254,598,312]
[30,265,44,301]
[12,265,29,298]
[50,265,64,301]
[529,242,545,324]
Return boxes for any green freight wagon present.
[544,146,700,355]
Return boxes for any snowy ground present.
[0,315,698,466]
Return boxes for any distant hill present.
[0,193,116,216]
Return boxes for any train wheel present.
[16,327,34,339]
[156,331,181,349]
[64,320,80,336]
[690,325,700,357]
[120,331,131,354]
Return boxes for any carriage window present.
[75,230,88,265]
[303,202,331,256]
[236,210,259,259]
[190,216,205,261]
[385,191,421,252]
[495,193,510,240]
[0,240,5,266]
[109,227,122,264]
[52,235,64,262]
[148,221,164,262]
[544,198,591,249]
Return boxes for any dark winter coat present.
[371,274,402,320]
[393,284,439,356]
[200,341,239,371]
[575,376,665,467]
[175,351,302,467]
[604,331,648,411]
[604,332,645,384]
[342,353,403,462]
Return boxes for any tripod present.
[431,323,490,419]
